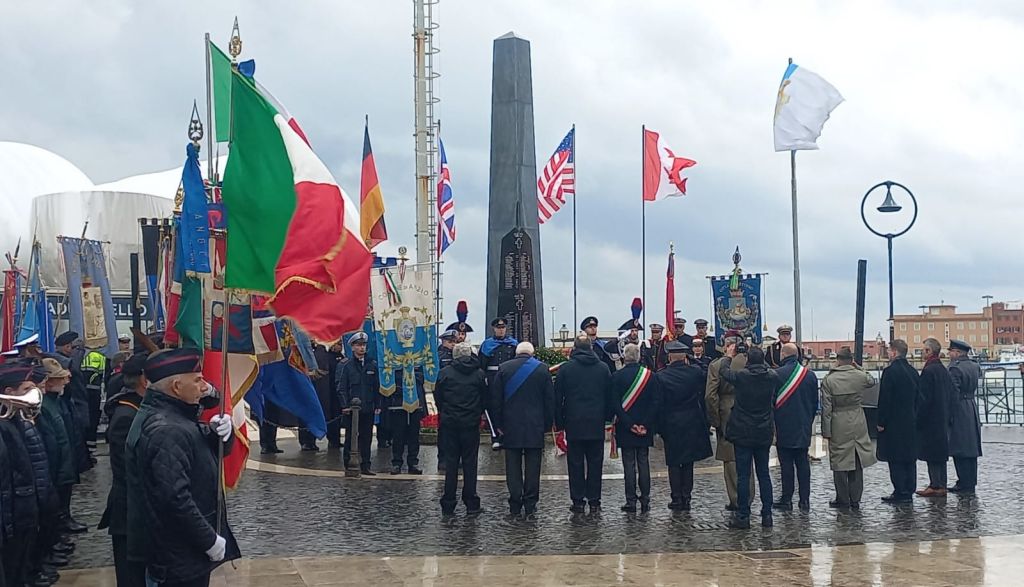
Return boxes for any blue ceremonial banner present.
[370,265,439,412]
[711,274,763,346]
[58,237,118,356]
[19,242,53,352]
[180,143,211,274]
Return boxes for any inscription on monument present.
[496,228,539,344]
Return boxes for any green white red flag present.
[221,69,372,342]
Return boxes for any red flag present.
[665,247,675,340]
[201,351,256,489]
[643,128,696,202]
[1,270,17,354]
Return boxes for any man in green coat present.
[820,347,877,509]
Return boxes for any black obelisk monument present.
[486,32,545,346]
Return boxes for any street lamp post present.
[550,306,557,343]
[861,181,918,342]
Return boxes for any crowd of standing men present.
[1,332,238,587]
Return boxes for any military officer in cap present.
[642,324,668,372]
[581,316,617,373]
[445,301,474,344]
[479,318,519,385]
[437,330,458,370]
[947,339,982,494]
[672,317,693,348]
[768,324,805,367]
[694,319,721,360]
[126,348,240,587]
[658,340,713,511]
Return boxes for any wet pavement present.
[66,438,1024,571]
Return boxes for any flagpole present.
[641,124,646,329]
[571,123,577,332]
[790,146,802,346]
[204,33,215,183]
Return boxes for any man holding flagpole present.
[773,60,843,344]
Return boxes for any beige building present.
[892,304,992,356]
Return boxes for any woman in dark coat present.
[656,343,712,511]
[916,338,952,496]
[876,340,921,503]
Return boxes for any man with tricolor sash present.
[490,342,554,519]
[607,344,662,513]
[771,343,819,512]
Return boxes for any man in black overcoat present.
[607,343,661,512]
[657,341,713,511]
[876,339,921,504]
[490,343,554,518]
[916,338,952,497]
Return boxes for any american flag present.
[436,138,456,257]
[537,127,575,224]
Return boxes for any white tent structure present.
[1,141,226,293]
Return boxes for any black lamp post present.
[861,181,918,342]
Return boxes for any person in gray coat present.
[820,347,878,510]
[947,339,982,494]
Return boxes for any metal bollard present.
[346,398,362,478]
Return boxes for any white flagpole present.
[787,57,803,346]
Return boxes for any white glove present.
[206,534,226,562]
[210,415,232,442]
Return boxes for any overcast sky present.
[3,0,1023,343]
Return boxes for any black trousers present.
[953,457,978,490]
[375,410,390,447]
[927,460,948,489]
[297,429,318,448]
[621,447,651,504]
[111,534,147,587]
[2,530,31,587]
[440,425,480,512]
[258,421,278,451]
[436,425,446,467]
[887,460,917,498]
[777,447,811,504]
[505,448,542,514]
[57,483,73,521]
[667,462,695,506]
[735,445,773,519]
[87,387,102,443]
[390,411,421,468]
[162,575,211,587]
[567,438,604,506]
[343,412,374,469]
[325,416,342,447]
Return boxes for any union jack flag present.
[436,138,456,257]
[537,127,575,224]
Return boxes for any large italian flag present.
[221,70,372,342]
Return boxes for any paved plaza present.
[56,433,1024,584]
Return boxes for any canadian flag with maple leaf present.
[642,128,697,201]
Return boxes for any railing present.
[979,371,1024,425]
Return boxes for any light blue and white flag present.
[58,237,118,356]
[773,63,844,151]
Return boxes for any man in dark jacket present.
[434,342,488,515]
[37,358,86,548]
[581,316,617,373]
[947,339,982,494]
[52,332,91,471]
[312,343,345,450]
[434,330,458,472]
[126,348,240,587]
[0,363,42,587]
[693,319,721,360]
[479,318,518,383]
[720,345,779,529]
[876,339,921,504]
[384,367,427,475]
[98,353,147,587]
[555,336,612,514]
[336,332,379,475]
[916,338,951,497]
[657,341,713,512]
[490,342,553,518]
[641,323,667,372]
[608,343,661,512]
[771,343,819,512]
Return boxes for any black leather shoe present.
[828,500,849,509]
[391,466,402,475]
[798,500,810,512]
[29,574,54,587]
[621,503,637,513]
[761,513,774,528]
[881,494,912,504]
[51,541,74,554]
[850,502,861,510]
[728,515,750,529]
[589,503,602,514]
[62,519,88,534]
[300,444,320,452]
[408,466,424,475]
[466,506,483,517]
[640,501,651,513]
[772,500,793,511]
[260,447,284,455]
[360,467,376,476]
[725,503,738,512]
[42,553,69,567]
[569,503,585,514]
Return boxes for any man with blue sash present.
[479,318,518,384]
[490,342,553,518]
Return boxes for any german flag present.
[360,118,388,250]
